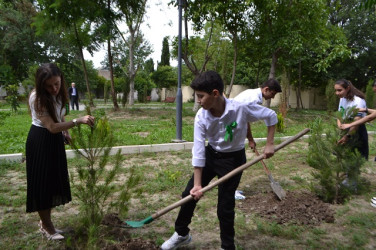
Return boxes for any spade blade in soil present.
[123,216,154,228]
[270,181,286,200]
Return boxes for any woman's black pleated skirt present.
[26,125,71,212]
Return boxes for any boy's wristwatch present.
[73,119,77,127]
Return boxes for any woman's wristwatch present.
[72,119,77,127]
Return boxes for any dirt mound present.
[103,238,158,250]
[102,213,125,227]
[237,190,335,225]
[102,213,159,249]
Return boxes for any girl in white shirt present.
[26,63,94,240]
[334,79,368,160]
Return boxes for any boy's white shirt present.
[233,88,262,104]
[192,98,277,167]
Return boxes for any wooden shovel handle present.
[254,148,271,175]
[151,128,310,220]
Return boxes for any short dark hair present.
[190,70,224,95]
[261,79,282,93]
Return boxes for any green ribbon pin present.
[340,106,345,117]
[224,121,237,142]
[65,103,70,115]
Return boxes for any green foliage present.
[144,58,155,73]
[134,70,156,102]
[0,64,15,87]
[5,84,20,113]
[365,79,375,108]
[151,65,177,89]
[159,36,170,66]
[325,79,338,114]
[307,117,366,203]
[276,112,285,133]
[69,112,140,246]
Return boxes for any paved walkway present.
[0,135,312,162]
[3,131,376,163]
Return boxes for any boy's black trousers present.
[175,144,246,250]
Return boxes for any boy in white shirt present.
[161,71,277,250]
[234,79,281,150]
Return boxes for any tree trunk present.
[266,51,279,107]
[225,32,238,98]
[108,38,119,110]
[127,28,136,105]
[256,59,261,86]
[107,0,118,111]
[74,22,93,107]
[296,59,304,109]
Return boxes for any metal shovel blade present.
[123,216,154,228]
[268,174,286,200]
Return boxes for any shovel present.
[254,148,286,200]
[124,128,310,228]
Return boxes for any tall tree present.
[182,0,252,96]
[33,0,100,106]
[251,0,349,108]
[327,0,376,89]
[160,36,170,66]
[118,0,148,105]
[144,58,155,73]
[0,1,42,82]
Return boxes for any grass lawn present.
[1,100,376,249]
[0,99,344,154]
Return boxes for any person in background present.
[335,79,368,159]
[68,82,79,110]
[340,107,376,208]
[234,79,282,151]
[334,79,368,191]
[160,70,277,250]
[26,63,94,240]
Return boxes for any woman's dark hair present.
[190,70,224,95]
[335,79,365,100]
[34,63,68,122]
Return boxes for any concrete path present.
[0,135,312,163]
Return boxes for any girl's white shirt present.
[338,96,366,119]
[29,90,65,128]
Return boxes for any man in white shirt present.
[161,71,277,250]
[234,79,281,150]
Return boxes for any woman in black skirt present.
[26,63,94,240]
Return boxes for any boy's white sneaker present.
[371,197,376,203]
[160,232,192,250]
[371,199,376,208]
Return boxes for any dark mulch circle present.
[237,190,335,225]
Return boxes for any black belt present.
[206,144,245,159]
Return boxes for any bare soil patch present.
[103,238,158,250]
[237,190,335,225]
[102,214,159,249]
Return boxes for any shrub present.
[325,79,338,114]
[70,109,140,246]
[5,84,20,113]
[307,114,366,203]
[365,79,375,108]
[276,112,285,133]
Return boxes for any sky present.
[84,1,185,69]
